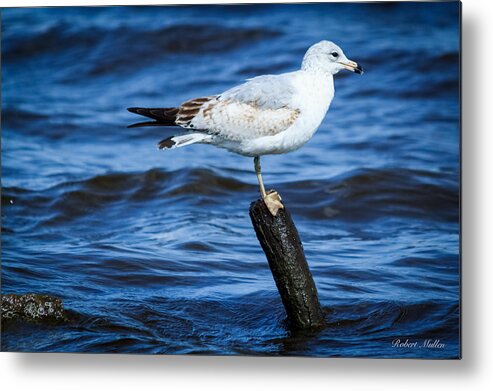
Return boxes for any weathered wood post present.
[249,198,325,329]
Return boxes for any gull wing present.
[177,74,301,140]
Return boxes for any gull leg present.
[254,156,283,216]
[254,156,267,199]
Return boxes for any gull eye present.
[331,51,339,58]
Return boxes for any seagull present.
[128,41,363,216]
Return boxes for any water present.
[1,3,460,358]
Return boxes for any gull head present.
[301,41,363,76]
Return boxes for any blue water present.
[1,3,460,358]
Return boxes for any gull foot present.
[263,190,284,216]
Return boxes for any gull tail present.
[157,133,211,150]
[128,106,211,150]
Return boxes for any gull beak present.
[340,59,364,74]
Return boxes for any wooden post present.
[249,198,325,329]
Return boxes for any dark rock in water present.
[1,293,68,324]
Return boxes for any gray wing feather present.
[221,73,297,110]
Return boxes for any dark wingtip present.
[127,121,164,128]
[157,137,176,150]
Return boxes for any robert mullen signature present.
[392,339,446,349]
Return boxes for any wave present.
[1,296,458,357]
[1,108,54,131]
[3,22,281,77]
[1,166,459,231]
[279,168,459,223]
